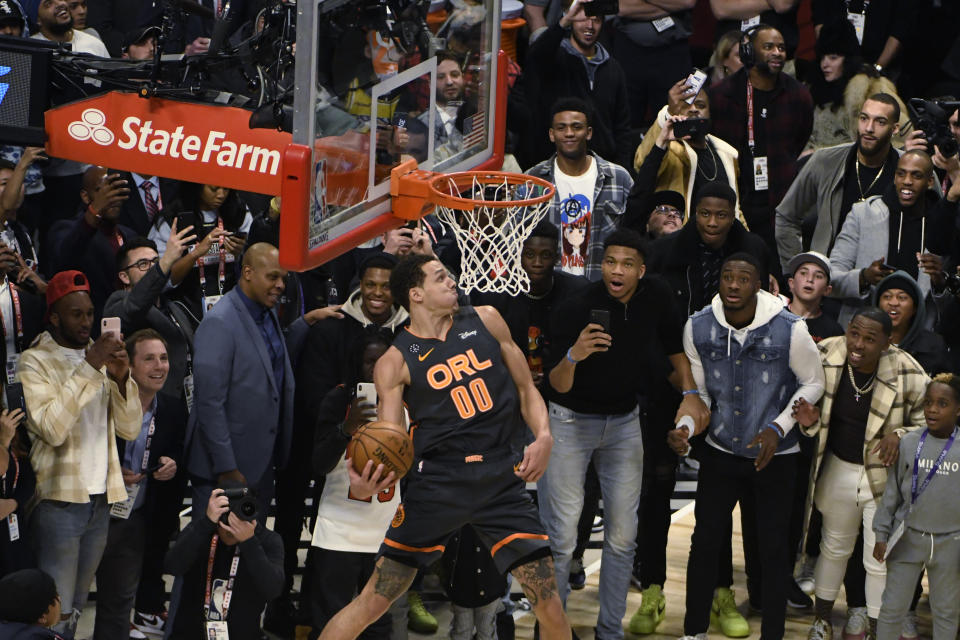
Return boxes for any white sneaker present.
[129,624,148,640]
[809,618,834,640]
[843,607,868,640]
[899,610,918,640]
[132,610,166,637]
[679,634,708,640]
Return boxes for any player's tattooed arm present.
[512,555,559,608]
[372,557,417,600]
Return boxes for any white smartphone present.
[685,68,708,104]
[356,382,378,406]
[101,316,121,339]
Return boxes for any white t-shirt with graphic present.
[553,158,597,277]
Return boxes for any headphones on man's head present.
[739,25,760,70]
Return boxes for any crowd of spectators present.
[2,0,960,640]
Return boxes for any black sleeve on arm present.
[651,276,684,355]
[925,197,959,257]
[623,145,667,231]
[164,517,218,575]
[312,387,352,477]
[544,297,583,374]
[105,263,168,332]
[238,529,285,601]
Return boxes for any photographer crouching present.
[164,484,283,639]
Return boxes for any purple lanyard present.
[911,427,957,506]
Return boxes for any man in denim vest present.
[673,252,824,640]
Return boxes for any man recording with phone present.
[540,229,708,638]
[164,484,283,640]
[632,75,744,224]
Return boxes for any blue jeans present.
[30,495,110,639]
[537,403,643,640]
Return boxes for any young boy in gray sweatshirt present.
[872,374,960,640]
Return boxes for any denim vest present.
[691,307,800,458]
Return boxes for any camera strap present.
[911,427,957,507]
[1,278,24,383]
[139,414,156,473]
[204,534,241,622]
[1,450,19,496]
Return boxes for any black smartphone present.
[584,0,619,17]
[672,117,709,139]
[5,382,26,415]
[589,309,610,333]
[145,462,163,474]
[176,211,200,234]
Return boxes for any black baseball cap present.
[122,25,160,52]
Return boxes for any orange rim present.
[427,171,555,211]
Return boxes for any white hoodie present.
[682,290,825,454]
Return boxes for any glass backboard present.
[278,0,506,271]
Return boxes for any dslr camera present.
[908,98,960,158]
[220,487,259,523]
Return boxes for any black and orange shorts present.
[380,450,551,574]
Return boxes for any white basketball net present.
[433,174,552,295]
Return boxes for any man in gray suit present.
[184,243,309,517]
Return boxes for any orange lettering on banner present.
[45,92,292,195]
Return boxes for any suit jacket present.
[184,288,306,487]
[86,0,155,57]
[116,392,187,516]
[116,173,180,237]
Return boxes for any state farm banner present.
[45,92,292,195]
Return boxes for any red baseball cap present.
[46,270,91,311]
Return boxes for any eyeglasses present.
[653,206,682,220]
[122,257,159,272]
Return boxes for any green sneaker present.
[407,591,438,634]
[710,587,750,638]
[629,584,666,635]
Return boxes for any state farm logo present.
[63,111,280,176]
[68,109,115,146]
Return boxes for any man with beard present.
[709,25,812,262]
[31,0,107,55]
[777,93,931,271]
[633,77,743,223]
[828,150,960,327]
[418,51,466,161]
[515,0,632,170]
[526,98,633,282]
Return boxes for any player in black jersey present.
[319,255,571,640]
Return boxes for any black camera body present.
[908,98,960,158]
[221,487,259,523]
[672,117,709,140]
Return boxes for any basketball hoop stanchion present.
[391,160,556,295]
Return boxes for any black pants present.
[634,457,677,588]
[308,548,391,640]
[93,510,146,640]
[274,439,321,598]
[608,34,691,130]
[685,447,796,640]
[136,475,188,615]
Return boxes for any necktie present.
[141,181,160,224]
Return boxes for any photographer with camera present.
[165,484,283,640]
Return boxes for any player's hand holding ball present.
[346,459,397,501]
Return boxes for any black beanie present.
[876,272,920,310]
[694,181,737,208]
[0,569,58,624]
[816,19,860,60]
[647,190,686,213]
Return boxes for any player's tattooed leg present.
[372,557,417,601]
[512,555,559,608]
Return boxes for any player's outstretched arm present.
[373,347,409,426]
[475,306,552,482]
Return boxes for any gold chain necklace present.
[847,363,877,402]
[855,157,885,201]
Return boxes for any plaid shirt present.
[800,336,928,551]
[18,332,142,505]
[708,68,812,222]
[526,152,633,282]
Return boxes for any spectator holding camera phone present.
[17,270,142,639]
[92,329,187,640]
[632,75,745,225]
[165,485,283,640]
[540,229,708,637]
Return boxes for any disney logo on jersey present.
[459,330,477,340]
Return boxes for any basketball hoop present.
[389,160,555,295]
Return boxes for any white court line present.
[513,499,697,621]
